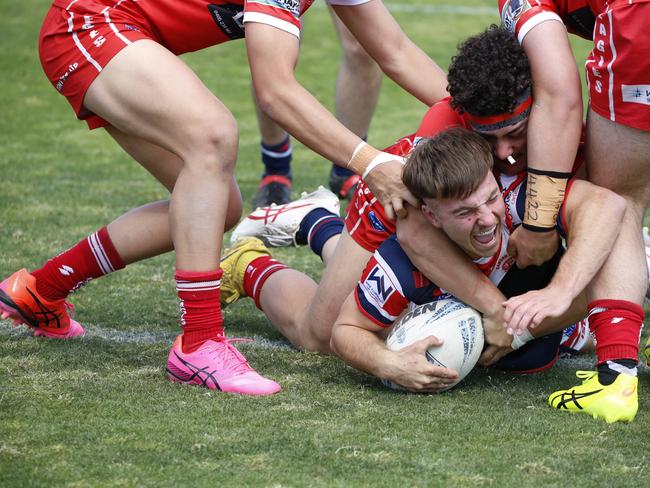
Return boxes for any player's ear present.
[421,203,442,228]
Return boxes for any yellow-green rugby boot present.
[548,370,638,423]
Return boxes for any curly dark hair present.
[448,25,531,116]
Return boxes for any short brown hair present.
[402,128,493,200]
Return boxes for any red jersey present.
[498,0,650,131]
[41,0,370,127]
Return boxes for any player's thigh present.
[586,108,650,207]
[307,230,372,325]
[84,40,237,162]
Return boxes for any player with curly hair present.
[331,129,627,411]
[448,26,532,118]
[494,0,648,421]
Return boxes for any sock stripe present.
[306,216,338,246]
[251,264,285,299]
[88,231,114,274]
[261,145,292,158]
[176,279,221,292]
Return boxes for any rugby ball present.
[383,297,484,392]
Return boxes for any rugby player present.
[497,0,649,411]
[221,27,589,357]
[330,129,636,423]
[0,0,447,395]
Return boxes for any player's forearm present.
[526,95,582,174]
[523,21,583,176]
[254,77,361,167]
[331,322,394,378]
[396,212,505,315]
[550,184,626,300]
[377,39,447,106]
[520,22,582,231]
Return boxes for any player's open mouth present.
[473,225,497,246]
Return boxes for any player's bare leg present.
[328,9,382,199]
[84,40,235,271]
[251,94,293,207]
[586,110,650,303]
[103,127,243,264]
[548,109,649,421]
[329,10,382,138]
[258,230,371,353]
[83,40,279,394]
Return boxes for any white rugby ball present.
[383,297,484,392]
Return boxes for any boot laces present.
[208,336,254,376]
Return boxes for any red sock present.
[176,269,224,353]
[588,299,644,364]
[242,256,288,309]
[31,226,125,301]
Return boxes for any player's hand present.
[386,335,459,392]
[479,344,512,367]
[479,309,513,366]
[363,157,420,220]
[503,284,572,334]
[507,226,560,268]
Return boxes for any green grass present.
[0,1,648,486]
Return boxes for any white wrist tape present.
[362,152,405,180]
[511,328,534,350]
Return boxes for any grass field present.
[1,1,648,486]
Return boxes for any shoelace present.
[208,337,254,376]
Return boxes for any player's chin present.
[495,156,526,176]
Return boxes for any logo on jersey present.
[208,4,245,40]
[368,211,387,233]
[366,266,394,303]
[284,0,301,16]
[622,85,650,106]
[502,0,531,33]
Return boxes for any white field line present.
[315,2,499,17]
[2,321,645,372]
[0,322,295,351]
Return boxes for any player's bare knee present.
[183,120,239,176]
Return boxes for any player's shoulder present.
[356,235,413,326]
[361,235,424,299]
[500,0,564,42]
[416,97,467,139]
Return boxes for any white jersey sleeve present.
[243,0,308,39]
[326,0,373,5]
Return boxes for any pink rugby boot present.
[166,335,281,395]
